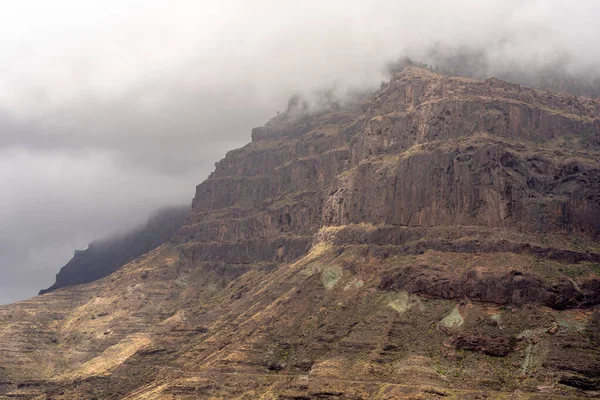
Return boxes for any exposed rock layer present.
[1,68,599,399]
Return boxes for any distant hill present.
[39,205,189,294]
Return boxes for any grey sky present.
[1,0,599,304]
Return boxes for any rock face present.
[1,68,599,399]
[39,205,189,295]
[325,71,600,235]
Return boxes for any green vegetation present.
[441,306,464,328]
[578,126,597,146]
[531,258,600,282]
[321,265,343,289]
[265,190,310,208]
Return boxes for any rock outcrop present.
[1,68,599,399]
[39,205,189,294]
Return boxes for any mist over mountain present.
[0,1,599,396]
[1,64,599,398]
[389,46,600,98]
[39,205,189,295]
[2,1,600,303]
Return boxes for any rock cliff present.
[0,68,599,399]
[39,205,189,295]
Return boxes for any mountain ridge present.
[1,67,599,399]
[39,205,189,295]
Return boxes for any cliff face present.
[327,71,600,235]
[176,69,600,256]
[1,68,599,399]
[172,67,600,310]
[39,205,189,295]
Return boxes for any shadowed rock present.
[39,205,189,294]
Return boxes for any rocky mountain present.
[0,67,599,399]
[40,205,189,295]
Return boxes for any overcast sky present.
[1,0,599,304]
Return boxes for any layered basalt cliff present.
[40,205,189,294]
[1,68,599,399]
[332,70,600,233]
[178,69,600,250]
[173,67,600,310]
[173,100,364,264]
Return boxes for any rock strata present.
[1,68,599,399]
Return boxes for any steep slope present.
[39,206,189,295]
[0,68,599,399]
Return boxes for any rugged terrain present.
[1,67,599,399]
[40,206,189,295]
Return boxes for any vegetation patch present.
[321,266,343,289]
[441,306,464,328]
[344,277,364,291]
[387,291,424,314]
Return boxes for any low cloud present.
[1,0,599,303]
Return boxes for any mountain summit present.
[1,67,599,399]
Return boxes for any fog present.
[1,0,599,304]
